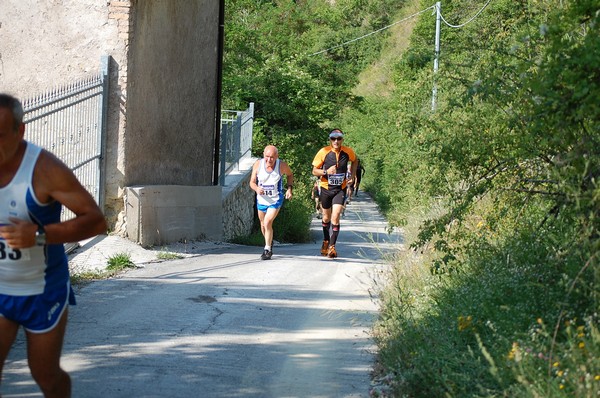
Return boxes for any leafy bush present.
[347,0,600,396]
[106,252,136,271]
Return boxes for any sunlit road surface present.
[3,193,403,398]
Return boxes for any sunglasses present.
[330,137,343,141]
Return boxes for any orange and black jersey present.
[312,145,357,190]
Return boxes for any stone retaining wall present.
[222,170,256,241]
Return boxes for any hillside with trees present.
[223,0,599,396]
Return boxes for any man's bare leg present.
[26,309,71,398]
[0,316,20,390]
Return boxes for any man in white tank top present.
[0,93,107,396]
[249,145,294,260]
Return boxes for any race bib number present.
[0,239,29,262]
[327,173,345,186]
[260,184,277,197]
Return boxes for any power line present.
[308,0,494,57]
[439,0,494,28]
[309,5,436,57]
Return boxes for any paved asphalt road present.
[2,193,402,398]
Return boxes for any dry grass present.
[353,0,423,98]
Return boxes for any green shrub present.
[106,252,135,271]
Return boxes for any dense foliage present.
[335,0,599,396]
[224,0,599,396]
[223,0,406,242]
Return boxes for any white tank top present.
[0,143,48,295]
[256,158,283,206]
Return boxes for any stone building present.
[0,0,254,245]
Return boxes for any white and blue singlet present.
[0,142,75,332]
[256,158,284,212]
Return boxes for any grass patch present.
[106,252,136,271]
[157,251,184,260]
[352,1,421,98]
[229,232,265,246]
[70,270,110,287]
[371,200,600,397]
[70,252,138,286]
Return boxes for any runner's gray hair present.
[0,93,24,130]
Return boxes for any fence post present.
[431,2,441,111]
[233,112,242,172]
[98,55,110,210]
[219,122,228,185]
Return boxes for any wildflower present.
[579,342,585,349]
[557,370,564,377]
[559,384,564,390]
[553,362,559,368]
[458,315,473,331]
[594,375,600,381]
[537,318,543,325]
[508,342,520,361]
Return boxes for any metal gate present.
[219,102,254,185]
[22,57,109,220]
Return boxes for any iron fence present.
[22,56,109,220]
[220,102,254,185]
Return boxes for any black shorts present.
[319,187,345,209]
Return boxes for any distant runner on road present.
[312,129,357,258]
[311,178,322,219]
[354,158,366,196]
[249,145,294,260]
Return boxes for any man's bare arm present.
[2,150,106,248]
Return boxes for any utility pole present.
[432,1,441,111]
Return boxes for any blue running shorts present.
[0,282,75,333]
[257,196,284,213]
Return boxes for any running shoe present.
[327,245,337,259]
[320,240,329,256]
[260,249,273,260]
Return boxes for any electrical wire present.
[309,5,436,57]
[439,0,494,28]
[308,0,494,57]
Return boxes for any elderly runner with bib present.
[249,145,294,260]
[312,129,358,259]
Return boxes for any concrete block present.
[125,185,223,246]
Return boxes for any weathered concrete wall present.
[121,0,222,244]
[0,1,123,95]
[125,185,223,246]
[125,0,219,186]
[0,0,131,230]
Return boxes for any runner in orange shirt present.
[311,129,357,258]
